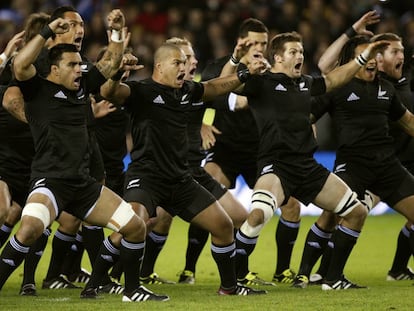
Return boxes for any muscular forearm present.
[95,41,124,79]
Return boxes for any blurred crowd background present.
[1,0,413,149]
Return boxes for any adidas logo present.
[54,91,67,99]
[153,95,165,104]
[346,92,360,101]
[377,85,388,99]
[275,84,287,91]
[261,164,274,174]
[307,242,321,248]
[2,258,16,266]
[101,255,114,262]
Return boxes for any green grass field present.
[0,213,412,310]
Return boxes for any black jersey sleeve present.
[389,93,408,121]
[309,75,326,96]
[311,93,332,122]
[85,66,107,95]
[16,75,41,102]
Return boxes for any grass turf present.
[0,213,412,310]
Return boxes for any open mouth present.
[395,62,403,70]
[177,73,185,81]
[294,63,302,70]
[74,77,81,87]
[366,62,376,72]
[189,68,196,76]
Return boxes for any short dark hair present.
[50,6,77,22]
[338,35,371,65]
[267,32,302,66]
[238,18,268,38]
[49,6,78,40]
[48,43,78,68]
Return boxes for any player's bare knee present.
[343,203,368,228]
[280,198,301,221]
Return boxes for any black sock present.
[0,223,13,247]
[82,225,104,266]
[184,224,209,273]
[408,225,414,258]
[325,225,359,282]
[275,217,300,275]
[109,261,123,282]
[44,229,76,280]
[86,237,120,289]
[61,231,84,277]
[22,228,51,285]
[211,242,236,290]
[297,223,332,276]
[0,236,30,290]
[235,229,257,279]
[120,238,145,293]
[389,225,411,273]
[316,239,333,277]
[140,231,167,278]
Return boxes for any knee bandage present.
[21,203,51,231]
[361,190,374,212]
[333,189,359,217]
[241,190,277,237]
[107,201,136,232]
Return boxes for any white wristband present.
[110,29,123,43]
[0,53,8,67]
[228,92,237,111]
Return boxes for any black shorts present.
[28,177,102,220]
[0,170,30,207]
[257,156,330,205]
[205,141,257,188]
[89,141,105,182]
[334,155,414,207]
[105,172,125,197]
[123,171,216,222]
[190,166,227,200]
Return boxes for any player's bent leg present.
[218,191,248,229]
[274,197,300,283]
[140,207,175,285]
[0,181,11,225]
[293,210,337,288]
[192,202,266,295]
[0,193,56,290]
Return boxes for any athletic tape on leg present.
[333,189,359,217]
[107,201,136,232]
[21,203,51,231]
[241,190,277,237]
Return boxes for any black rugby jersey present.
[95,103,129,176]
[0,86,34,175]
[311,77,406,160]
[201,56,259,150]
[242,72,326,161]
[124,78,205,180]
[18,75,91,179]
[379,67,414,163]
